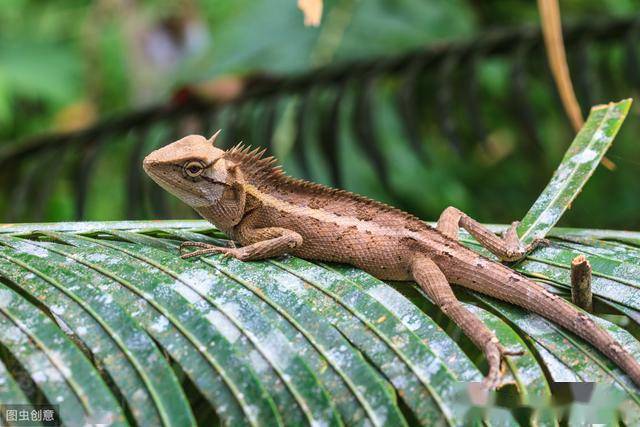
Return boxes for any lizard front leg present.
[181,227,302,261]
[437,206,546,262]
[411,254,521,389]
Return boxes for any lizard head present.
[143,132,245,218]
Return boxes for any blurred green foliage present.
[1,0,640,229]
[0,0,476,138]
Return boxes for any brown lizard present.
[143,132,640,389]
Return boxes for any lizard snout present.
[142,151,160,172]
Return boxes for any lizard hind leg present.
[411,254,519,389]
[437,206,547,262]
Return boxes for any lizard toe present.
[500,345,525,357]
[221,250,238,259]
[481,342,504,390]
[481,369,501,390]
[180,245,229,259]
[179,241,215,254]
[534,238,552,248]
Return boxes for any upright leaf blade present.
[517,99,632,244]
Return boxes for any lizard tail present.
[449,258,640,388]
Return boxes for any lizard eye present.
[184,161,204,177]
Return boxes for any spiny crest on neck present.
[224,143,286,184]
[222,142,433,231]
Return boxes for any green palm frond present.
[0,221,639,425]
[0,99,637,425]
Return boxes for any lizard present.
[143,132,640,390]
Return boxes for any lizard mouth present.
[142,157,174,193]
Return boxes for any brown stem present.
[571,255,593,312]
[537,0,615,170]
[538,0,583,132]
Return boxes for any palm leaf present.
[0,100,637,425]
[0,220,638,425]
[517,99,632,244]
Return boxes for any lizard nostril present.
[143,156,161,173]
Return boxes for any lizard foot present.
[500,222,551,262]
[481,343,524,390]
[180,241,239,259]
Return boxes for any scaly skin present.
[143,133,640,390]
